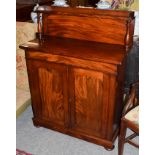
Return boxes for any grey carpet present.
[16,106,139,155]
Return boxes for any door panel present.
[38,67,64,125]
[69,68,110,138]
[27,60,69,128]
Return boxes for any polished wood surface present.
[70,68,107,138]
[21,36,126,149]
[26,60,70,128]
[20,37,126,65]
[42,7,134,48]
[20,8,134,149]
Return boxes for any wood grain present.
[20,8,134,149]
[72,68,104,137]
[38,67,64,124]
[45,15,126,45]
[27,51,117,74]
[20,36,126,65]
[26,60,69,128]
[42,7,135,47]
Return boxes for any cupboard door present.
[69,68,110,138]
[26,60,69,128]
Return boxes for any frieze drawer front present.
[20,7,135,150]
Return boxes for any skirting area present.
[16,106,139,155]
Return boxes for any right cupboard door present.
[69,67,113,138]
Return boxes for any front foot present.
[34,125,40,128]
[104,145,115,151]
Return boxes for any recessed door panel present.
[27,60,69,128]
[69,68,110,138]
[38,67,64,125]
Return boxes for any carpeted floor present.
[16,106,139,155]
[16,149,32,155]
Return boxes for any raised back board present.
[42,7,135,47]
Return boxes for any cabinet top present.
[20,36,126,65]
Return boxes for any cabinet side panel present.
[113,60,126,135]
[106,75,117,140]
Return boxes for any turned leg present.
[118,119,127,155]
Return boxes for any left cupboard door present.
[26,59,70,129]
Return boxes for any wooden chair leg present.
[118,119,127,155]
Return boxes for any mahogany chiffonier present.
[20,7,135,150]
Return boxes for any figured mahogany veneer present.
[41,7,134,49]
[20,7,135,150]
